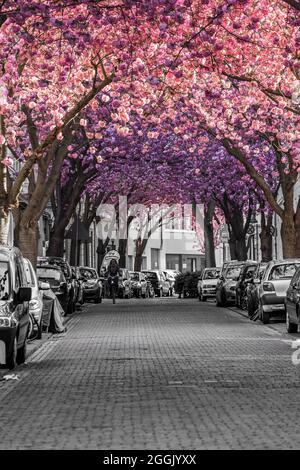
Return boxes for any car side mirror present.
[18,286,32,302]
[39,282,50,290]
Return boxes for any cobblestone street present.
[0,298,300,450]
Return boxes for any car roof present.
[36,264,62,270]
[0,245,22,260]
[268,259,300,266]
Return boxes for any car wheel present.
[216,291,222,307]
[201,294,207,302]
[94,290,102,303]
[286,310,298,333]
[67,301,73,315]
[247,297,255,317]
[6,337,17,370]
[16,338,27,365]
[261,308,270,324]
[36,320,42,340]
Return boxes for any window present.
[225,266,242,280]
[24,260,36,286]
[0,261,10,300]
[269,263,300,281]
[80,268,97,279]
[203,269,220,280]
[37,267,65,286]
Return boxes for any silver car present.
[216,261,245,306]
[258,259,300,324]
[198,267,221,301]
[24,258,44,339]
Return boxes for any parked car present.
[79,267,103,303]
[246,263,267,317]
[142,270,170,297]
[198,267,221,301]
[286,265,300,333]
[117,268,132,299]
[36,264,69,314]
[235,262,257,309]
[163,270,177,296]
[37,257,75,314]
[0,246,32,369]
[258,259,300,324]
[71,266,84,306]
[216,261,245,306]
[23,258,44,339]
[129,271,149,298]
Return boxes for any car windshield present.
[225,266,242,279]
[269,263,300,280]
[203,269,220,280]
[130,273,139,281]
[80,269,97,279]
[143,272,157,279]
[37,267,64,286]
[0,261,10,300]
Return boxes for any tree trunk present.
[47,226,65,257]
[281,213,297,259]
[134,238,148,271]
[18,221,39,268]
[134,252,143,272]
[118,238,127,268]
[97,237,110,272]
[204,201,216,267]
[0,207,8,245]
[260,213,273,262]
[70,238,81,266]
[235,238,248,261]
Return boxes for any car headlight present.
[0,305,16,327]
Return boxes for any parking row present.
[195,260,300,334]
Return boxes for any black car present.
[235,262,257,309]
[37,257,75,314]
[216,261,245,306]
[0,246,32,369]
[246,263,267,317]
[36,264,69,314]
[285,266,300,333]
[79,267,103,303]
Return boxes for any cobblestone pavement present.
[0,297,300,450]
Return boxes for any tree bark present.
[47,226,65,257]
[134,238,148,271]
[118,238,127,268]
[18,221,39,268]
[204,201,216,267]
[260,213,273,262]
